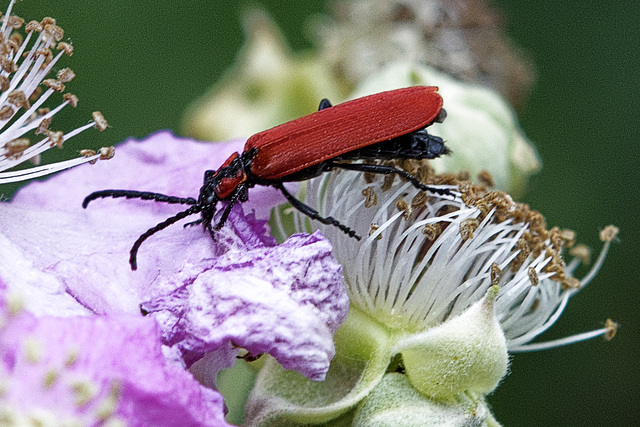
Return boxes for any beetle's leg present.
[325,161,453,197]
[274,183,361,240]
[183,218,202,228]
[129,204,203,270]
[83,190,197,208]
[318,98,332,111]
[202,184,246,239]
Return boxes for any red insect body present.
[245,86,442,180]
[83,86,450,270]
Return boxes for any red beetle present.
[84,86,450,269]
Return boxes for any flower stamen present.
[0,0,110,184]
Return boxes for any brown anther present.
[459,218,479,241]
[396,199,412,220]
[92,112,108,131]
[490,263,502,286]
[7,15,24,30]
[599,225,619,243]
[0,75,9,92]
[56,42,73,56]
[36,118,51,134]
[80,149,98,164]
[35,48,53,64]
[47,130,64,148]
[381,174,395,191]
[0,105,13,120]
[6,37,19,54]
[57,68,75,83]
[42,79,65,92]
[362,186,377,208]
[421,223,440,240]
[369,223,383,240]
[28,86,42,102]
[25,20,43,33]
[38,108,50,115]
[98,146,115,160]
[511,237,530,271]
[455,170,470,181]
[527,267,539,287]
[4,138,30,158]
[411,191,428,209]
[604,319,617,341]
[7,90,29,109]
[477,170,494,187]
[399,159,417,175]
[43,24,64,42]
[363,171,375,183]
[569,245,591,265]
[63,93,78,107]
[561,277,581,290]
[557,228,576,247]
[416,164,431,184]
[0,56,16,73]
[40,17,56,26]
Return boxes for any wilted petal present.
[143,232,347,381]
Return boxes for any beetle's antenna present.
[129,204,203,270]
[83,190,197,208]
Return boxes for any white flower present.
[284,163,617,351]
[0,0,111,184]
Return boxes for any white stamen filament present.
[0,0,110,184]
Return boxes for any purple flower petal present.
[0,294,231,426]
[143,231,347,381]
[1,131,349,383]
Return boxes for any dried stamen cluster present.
[0,1,111,184]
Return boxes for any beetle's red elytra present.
[83,86,451,270]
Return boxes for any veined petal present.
[2,132,347,382]
[142,232,347,381]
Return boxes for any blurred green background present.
[5,1,638,425]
